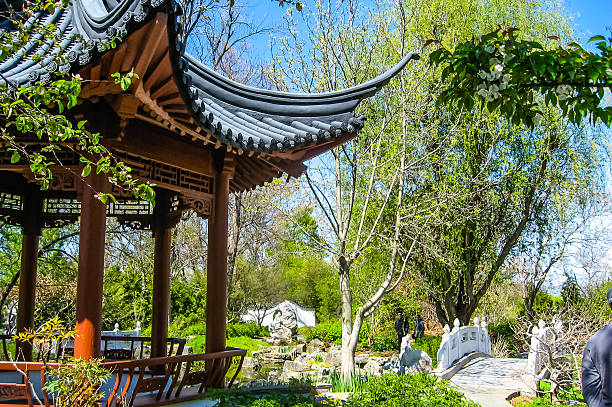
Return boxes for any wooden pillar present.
[151,190,173,359]
[16,189,42,361]
[206,154,234,364]
[74,173,108,360]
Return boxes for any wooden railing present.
[0,335,186,362]
[103,347,246,407]
[0,361,57,407]
[0,347,246,407]
[100,336,186,361]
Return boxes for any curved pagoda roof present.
[0,0,418,195]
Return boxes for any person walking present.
[582,287,612,406]
[395,311,409,351]
[414,314,425,339]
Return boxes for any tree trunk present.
[339,259,355,379]
[226,192,242,307]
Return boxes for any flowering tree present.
[428,27,612,128]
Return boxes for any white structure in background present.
[59,322,142,354]
[435,317,492,372]
[528,318,564,376]
[101,322,142,351]
[241,300,316,329]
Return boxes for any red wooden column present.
[151,189,174,359]
[16,189,42,361]
[206,155,234,369]
[74,172,108,359]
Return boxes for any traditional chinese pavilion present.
[0,0,416,397]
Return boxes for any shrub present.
[227,322,269,338]
[412,336,442,367]
[349,374,479,407]
[168,314,206,337]
[370,325,397,352]
[487,321,520,357]
[207,388,335,406]
[299,320,342,344]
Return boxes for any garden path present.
[450,356,533,407]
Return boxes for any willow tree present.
[392,0,609,326]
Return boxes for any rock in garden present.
[269,324,293,341]
[242,356,262,371]
[399,348,433,374]
[324,348,342,367]
[364,359,383,377]
[307,339,325,353]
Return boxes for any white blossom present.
[555,84,573,101]
[533,113,543,126]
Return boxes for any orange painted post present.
[151,190,172,359]
[74,173,108,359]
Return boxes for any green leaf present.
[588,35,606,43]
[81,164,91,177]
[10,151,20,163]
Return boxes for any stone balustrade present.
[435,317,492,372]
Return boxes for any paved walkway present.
[449,357,534,407]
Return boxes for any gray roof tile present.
[0,0,418,153]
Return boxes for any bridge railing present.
[436,317,492,371]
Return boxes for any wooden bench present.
[103,347,246,407]
[0,347,246,407]
[0,362,54,407]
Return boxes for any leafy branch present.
[428,27,612,127]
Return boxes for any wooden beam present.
[143,51,171,91]
[133,13,168,82]
[106,123,215,177]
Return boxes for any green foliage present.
[45,358,111,407]
[413,336,442,367]
[329,371,369,393]
[170,272,207,321]
[186,334,267,357]
[429,28,612,127]
[14,318,111,407]
[524,292,562,317]
[487,321,520,357]
[227,322,270,338]
[348,374,479,407]
[168,314,206,337]
[207,388,335,407]
[0,1,155,202]
[561,273,582,307]
[370,324,397,352]
[299,321,343,345]
[511,397,557,407]
[102,265,152,330]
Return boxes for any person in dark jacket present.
[414,314,425,339]
[582,287,612,406]
[395,311,409,351]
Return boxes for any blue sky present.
[566,0,610,38]
[243,0,610,59]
